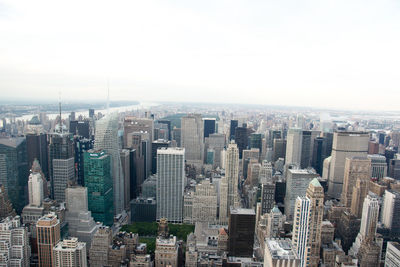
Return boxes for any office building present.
[285,128,303,167]
[306,179,324,267]
[228,207,256,257]
[65,186,98,249]
[151,139,170,174]
[203,118,216,139]
[74,137,93,186]
[292,196,310,267]
[326,131,369,199]
[234,125,250,158]
[284,168,319,221]
[48,132,74,199]
[311,136,329,176]
[382,190,400,236]
[385,242,400,267]
[0,184,15,220]
[250,133,262,154]
[52,157,75,203]
[84,150,114,226]
[341,157,371,208]
[172,127,181,147]
[0,137,29,213]
[219,176,229,224]
[389,157,400,180]
[261,183,275,215]
[226,142,240,213]
[264,238,300,267]
[26,132,49,179]
[192,179,218,222]
[0,216,30,267]
[205,133,225,168]
[53,237,87,267]
[28,166,44,207]
[368,154,387,179]
[181,114,204,166]
[155,235,179,267]
[156,148,185,223]
[94,113,124,214]
[273,139,286,162]
[157,119,171,141]
[89,226,112,267]
[130,197,157,222]
[37,213,61,267]
[120,149,131,210]
[229,120,238,141]
[69,120,90,138]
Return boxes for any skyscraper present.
[385,242,400,267]
[228,207,256,257]
[53,238,87,267]
[312,136,328,176]
[192,179,218,222]
[94,113,124,214]
[156,147,185,223]
[28,168,44,207]
[292,196,311,267]
[89,226,112,267]
[367,154,387,179]
[84,150,114,226]
[229,120,238,141]
[37,213,60,267]
[151,139,170,174]
[181,114,204,166]
[306,179,324,267]
[0,184,15,220]
[52,157,75,203]
[326,131,369,199]
[382,190,400,236]
[26,132,49,179]
[285,128,303,167]
[203,118,216,139]
[0,137,29,213]
[225,142,239,213]
[341,157,371,208]
[234,125,249,159]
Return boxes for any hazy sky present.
[1,0,399,110]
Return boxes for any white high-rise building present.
[94,112,125,214]
[325,131,369,199]
[382,190,400,234]
[385,242,400,267]
[156,148,185,223]
[292,196,311,267]
[225,142,239,213]
[181,114,204,167]
[53,237,87,267]
[0,216,31,267]
[52,157,75,203]
[349,192,380,256]
[28,172,43,207]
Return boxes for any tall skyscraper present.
[26,132,49,179]
[84,150,114,226]
[261,183,275,215]
[73,137,93,186]
[37,213,61,267]
[120,149,131,210]
[228,207,256,257]
[69,120,90,138]
[156,148,185,223]
[284,168,319,221]
[205,133,225,168]
[219,176,229,224]
[326,131,369,199]
[382,190,400,236]
[312,136,328,176]
[181,114,204,166]
[272,138,286,162]
[28,167,44,207]
[203,118,216,139]
[52,157,75,203]
[234,125,250,159]
[385,242,400,267]
[306,179,324,267]
[0,216,31,267]
[285,128,303,167]
[94,113,124,214]
[48,132,74,199]
[151,139,170,174]
[225,142,239,213]
[0,137,29,213]
[341,157,371,208]
[292,196,311,267]
[229,120,238,141]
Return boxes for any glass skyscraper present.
[84,150,114,226]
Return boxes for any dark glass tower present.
[151,139,170,174]
[26,133,49,179]
[74,137,94,186]
[229,120,238,141]
[203,118,216,139]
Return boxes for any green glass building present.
[84,150,114,226]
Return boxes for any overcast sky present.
[0,0,399,110]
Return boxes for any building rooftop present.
[310,178,322,187]
[265,238,298,259]
[0,137,25,148]
[230,207,255,215]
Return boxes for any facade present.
[0,184,15,220]
[326,131,369,199]
[84,150,114,226]
[229,120,238,141]
[181,114,204,166]
[219,176,229,224]
[65,186,98,249]
[205,133,225,168]
[234,125,249,158]
[192,179,218,222]
[69,120,90,138]
[37,213,61,267]
[120,149,131,210]
[0,137,29,213]
[73,137,93,186]
[151,139,170,174]
[306,179,324,267]
[53,237,87,267]
[341,157,371,208]
[264,238,300,267]
[285,128,303,167]
[28,170,44,207]
[312,136,328,176]
[26,132,49,179]
[382,190,400,236]
[0,216,30,267]
[130,197,157,222]
[203,118,216,139]
[273,139,286,162]
[228,207,256,257]
[226,142,240,213]
[155,236,179,267]
[89,226,112,267]
[284,168,319,221]
[292,196,310,267]
[368,154,387,179]
[94,113,125,214]
[52,157,75,203]
[156,148,185,223]
[385,242,400,267]
[261,183,275,215]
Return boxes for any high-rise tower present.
[225,142,239,212]
[37,213,60,267]
[181,114,204,167]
